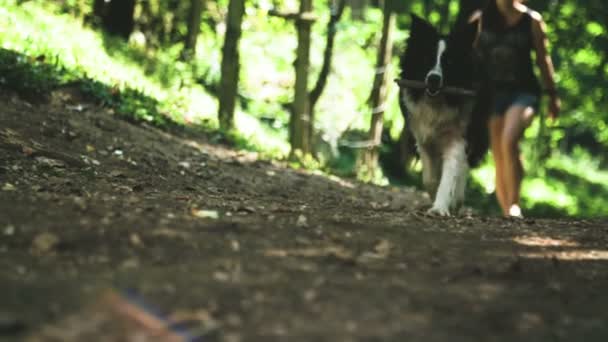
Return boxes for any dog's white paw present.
[427,205,451,217]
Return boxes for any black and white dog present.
[398,14,490,216]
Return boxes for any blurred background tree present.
[92,0,136,39]
[183,0,204,60]
[218,0,245,130]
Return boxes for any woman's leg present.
[501,105,535,216]
[488,115,508,215]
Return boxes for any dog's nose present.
[425,73,443,92]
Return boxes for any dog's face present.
[400,14,478,98]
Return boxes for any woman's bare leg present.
[502,105,535,216]
[488,115,509,215]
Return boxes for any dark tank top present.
[477,11,541,95]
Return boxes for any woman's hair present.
[482,0,529,30]
[482,0,516,30]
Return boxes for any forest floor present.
[1,88,607,342]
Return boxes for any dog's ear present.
[410,13,437,37]
[453,21,478,47]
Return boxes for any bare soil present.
[1,89,607,341]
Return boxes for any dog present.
[398,14,490,216]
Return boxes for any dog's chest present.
[402,92,469,145]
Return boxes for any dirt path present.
[1,89,607,341]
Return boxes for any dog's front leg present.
[419,146,440,200]
[454,161,469,211]
[428,140,467,216]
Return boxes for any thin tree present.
[290,0,315,156]
[183,0,204,60]
[268,3,323,157]
[307,0,346,152]
[218,0,246,130]
[359,0,396,178]
[168,0,184,44]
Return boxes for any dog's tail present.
[466,86,491,167]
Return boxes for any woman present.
[470,0,561,217]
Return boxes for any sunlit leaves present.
[573,49,602,67]
[586,22,604,36]
[560,2,575,17]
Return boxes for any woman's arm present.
[468,10,482,47]
[530,11,561,119]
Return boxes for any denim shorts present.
[493,91,539,116]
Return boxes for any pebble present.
[32,232,60,253]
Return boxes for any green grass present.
[0,0,288,156]
[0,1,197,127]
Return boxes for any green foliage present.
[0,0,204,125]
[535,0,608,154]
[470,145,608,218]
[0,49,64,97]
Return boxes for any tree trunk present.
[359,0,396,178]
[290,0,314,156]
[422,0,431,19]
[307,0,346,152]
[168,0,183,44]
[218,0,246,131]
[349,0,366,20]
[102,0,136,40]
[183,0,204,60]
[92,0,105,22]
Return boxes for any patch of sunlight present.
[411,159,422,172]
[547,148,608,187]
[513,235,580,248]
[180,88,218,126]
[241,25,295,99]
[234,110,290,157]
[316,44,377,135]
[519,250,608,261]
[1,3,150,85]
[522,178,577,214]
[316,7,385,135]
[327,174,355,189]
[471,162,495,194]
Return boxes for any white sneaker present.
[508,205,523,218]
